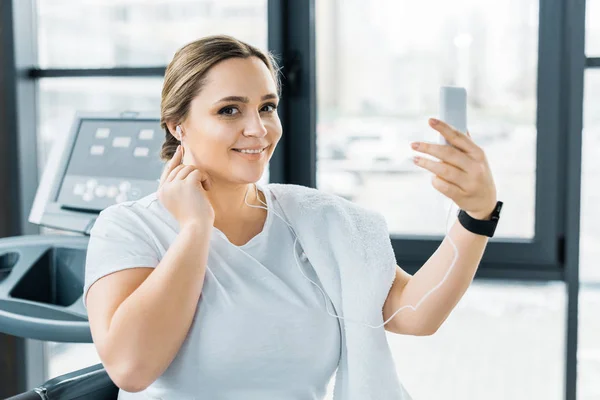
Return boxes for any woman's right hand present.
[157,145,215,230]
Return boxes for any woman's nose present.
[242,113,268,137]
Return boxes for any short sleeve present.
[83,204,161,308]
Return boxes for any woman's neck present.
[206,182,265,228]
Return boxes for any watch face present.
[492,201,503,220]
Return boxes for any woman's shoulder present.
[94,191,175,233]
[266,183,335,201]
[265,183,378,218]
[98,191,159,218]
[265,183,390,252]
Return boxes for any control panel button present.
[107,186,119,198]
[95,185,107,198]
[119,181,131,192]
[73,183,86,196]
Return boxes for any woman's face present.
[179,56,282,185]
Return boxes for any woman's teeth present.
[236,148,265,154]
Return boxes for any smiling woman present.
[83,35,351,400]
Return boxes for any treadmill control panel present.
[57,119,164,212]
[29,112,166,233]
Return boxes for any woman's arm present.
[86,222,211,392]
[383,217,489,336]
[383,118,497,336]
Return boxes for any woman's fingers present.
[414,156,469,193]
[429,118,480,158]
[159,145,182,185]
[411,141,472,172]
[166,164,187,183]
[160,142,213,191]
[186,169,212,191]
[180,143,213,190]
[175,165,197,181]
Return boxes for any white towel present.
[268,183,413,400]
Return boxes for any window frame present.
[284,0,575,280]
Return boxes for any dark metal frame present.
[1,0,46,397]
[29,67,166,78]
[585,57,600,67]
[268,0,317,187]
[562,0,586,397]
[0,0,592,398]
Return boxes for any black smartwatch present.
[457,201,503,238]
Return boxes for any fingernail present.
[176,145,181,153]
[430,118,439,125]
[411,142,420,150]
[413,156,420,163]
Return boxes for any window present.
[389,280,565,399]
[577,70,600,398]
[586,0,600,55]
[38,77,163,175]
[316,0,539,238]
[580,71,600,284]
[12,0,585,397]
[46,342,101,379]
[36,0,268,68]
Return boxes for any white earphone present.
[175,126,185,165]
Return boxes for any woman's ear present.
[166,122,181,141]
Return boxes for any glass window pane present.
[388,281,565,400]
[581,71,600,284]
[36,0,268,68]
[578,70,600,398]
[316,0,538,238]
[587,0,600,56]
[579,287,600,399]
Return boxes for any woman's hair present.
[159,35,282,162]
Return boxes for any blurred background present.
[1,0,599,399]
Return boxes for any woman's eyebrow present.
[213,93,279,105]
[261,93,279,101]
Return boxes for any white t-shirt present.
[83,183,341,400]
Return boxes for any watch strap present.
[457,201,503,237]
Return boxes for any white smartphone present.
[439,86,467,145]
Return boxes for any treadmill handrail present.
[8,363,119,400]
[0,308,91,342]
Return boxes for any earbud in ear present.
[175,126,185,164]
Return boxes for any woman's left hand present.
[411,118,497,220]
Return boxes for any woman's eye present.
[261,103,278,112]
[219,106,239,116]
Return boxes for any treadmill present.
[0,112,165,400]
